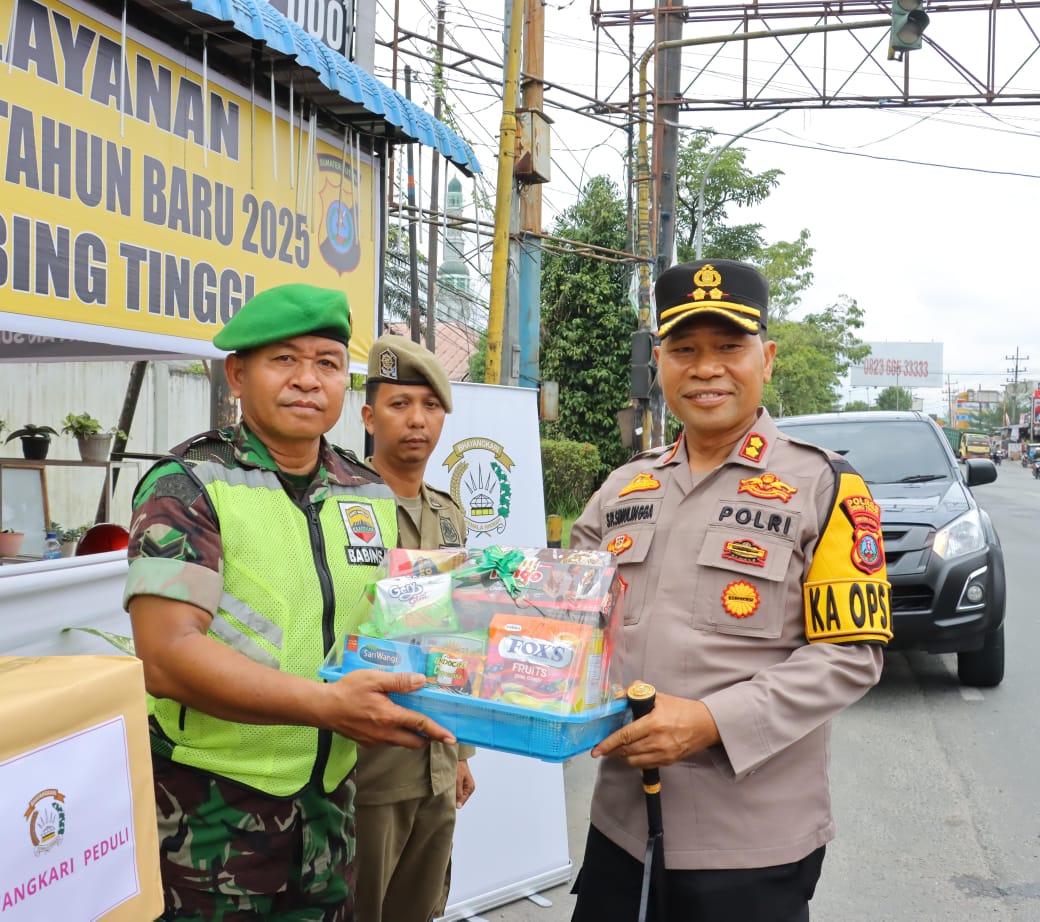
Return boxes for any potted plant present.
[60,413,124,463]
[0,528,25,557]
[51,521,89,556]
[5,424,59,460]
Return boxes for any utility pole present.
[652,0,683,279]
[1006,347,1029,430]
[517,0,546,389]
[485,0,524,385]
[404,67,421,343]
[945,375,959,427]
[424,1,447,354]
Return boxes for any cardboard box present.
[0,656,163,921]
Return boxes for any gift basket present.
[320,545,629,762]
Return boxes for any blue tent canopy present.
[150,0,481,174]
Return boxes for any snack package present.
[479,614,611,714]
[372,572,459,638]
[383,547,470,578]
[420,631,486,696]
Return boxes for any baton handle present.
[627,681,663,831]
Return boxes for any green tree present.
[875,386,915,411]
[763,295,870,417]
[382,225,419,324]
[674,130,781,261]
[673,130,815,319]
[467,330,487,381]
[844,400,871,412]
[540,176,635,478]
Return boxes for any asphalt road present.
[474,458,1038,922]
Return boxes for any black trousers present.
[571,825,825,922]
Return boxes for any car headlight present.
[932,509,986,560]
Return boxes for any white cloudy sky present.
[376,2,1040,417]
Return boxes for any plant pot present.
[60,540,78,557]
[21,437,50,460]
[0,532,25,556]
[77,433,113,462]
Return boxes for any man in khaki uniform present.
[356,334,476,922]
[569,260,892,922]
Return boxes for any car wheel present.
[957,624,1005,687]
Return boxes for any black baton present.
[628,680,667,922]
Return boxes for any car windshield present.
[779,419,954,484]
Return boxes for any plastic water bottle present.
[42,532,62,560]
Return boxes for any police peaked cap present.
[655,259,769,337]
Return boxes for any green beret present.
[366,334,453,413]
[213,284,351,352]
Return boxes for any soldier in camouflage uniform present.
[354,334,475,922]
[125,285,454,921]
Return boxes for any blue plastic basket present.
[320,664,629,762]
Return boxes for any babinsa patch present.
[738,473,797,503]
[338,500,387,565]
[840,495,884,575]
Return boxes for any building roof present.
[384,321,481,382]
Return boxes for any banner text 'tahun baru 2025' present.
[0,0,379,364]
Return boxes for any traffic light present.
[630,330,655,400]
[889,0,930,55]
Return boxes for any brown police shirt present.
[571,408,889,871]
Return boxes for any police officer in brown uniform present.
[569,260,892,922]
[355,334,476,922]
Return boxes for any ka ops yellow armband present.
[803,464,893,645]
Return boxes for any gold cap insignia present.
[379,348,399,380]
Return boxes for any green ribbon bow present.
[452,546,527,598]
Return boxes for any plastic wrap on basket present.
[320,546,629,761]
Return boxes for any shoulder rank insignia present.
[722,539,767,567]
[606,533,634,556]
[841,495,884,575]
[738,432,767,462]
[738,472,797,503]
[619,472,661,497]
[721,580,760,618]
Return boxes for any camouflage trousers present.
[151,755,356,921]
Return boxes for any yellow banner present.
[0,0,378,364]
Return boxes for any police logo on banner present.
[317,154,362,275]
[338,501,387,565]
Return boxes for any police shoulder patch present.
[803,470,892,645]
